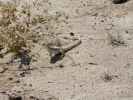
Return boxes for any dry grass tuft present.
[0,0,65,63]
[0,2,29,54]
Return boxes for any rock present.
[112,0,128,4]
[0,67,7,73]
[0,67,4,73]
[9,95,22,100]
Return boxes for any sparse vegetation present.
[0,0,61,64]
[101,72,118,82]
[0,2,29,55]
[0,0,133,99]
[108,34,126,47]
[102,73,113,82]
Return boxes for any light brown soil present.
[0,0,133,100]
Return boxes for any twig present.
[48,39,81,63]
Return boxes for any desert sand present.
[0,0,133,100]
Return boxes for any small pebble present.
[59,64,64,68]
[15,80,20,83]
[70,32,75,36]
[19,72,25,77]
[0,67,4,73]
[0,67,7,73]
[8,77,13,81]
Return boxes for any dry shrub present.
[0,0,65,57]
[0,2,28,54]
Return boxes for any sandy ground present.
[0,0,133,100]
